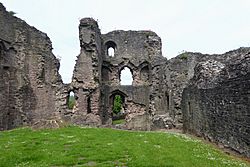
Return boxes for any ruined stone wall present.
[101,30,161,86]
[70,18,249,133]
[69,19,169,130]
[181,48,250,157]
[164,48,249,128]
[101,30,167,130]
[69,18,102,126]
[1,4,249,158]
[0,3,64,130]
[101,85,150,130]
[164,53,205,128]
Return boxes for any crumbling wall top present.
[79,18,99,28]
[102,30,162,64]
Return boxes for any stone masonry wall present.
[181,48,250,157]
[164,48,250,128]
[1,4,249,159]
[69,18,102,126]
[101,30,167,130]
[0,3,64,130]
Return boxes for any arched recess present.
[139,61,150,84]
[109,90,127,105]
[109,90,127,110]
[140,65,150,83]
[105,41,117,57]
[119,66,133,85]
[0,41,15,68]
[101,66,112,82]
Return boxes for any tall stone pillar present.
[71,18,102,126]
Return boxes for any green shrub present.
[113,95,122,114]
[180,53,188,60]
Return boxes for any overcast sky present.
[1,0,250,83]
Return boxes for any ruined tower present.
[69,18,168,130]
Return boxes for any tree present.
[113,95,122,114]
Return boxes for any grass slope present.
[0,126,249,167]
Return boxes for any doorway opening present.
[110,92,126,125]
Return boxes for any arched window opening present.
[120,67,133,85]
[108,47,114,57]
[105,41,117,57]
[67,91,75,110]
[101,66,110,82]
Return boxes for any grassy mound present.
[0,126,248,167]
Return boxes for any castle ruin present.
[0,3,249,158]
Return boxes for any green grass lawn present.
[0,126,249,167]
[112,119,126,125]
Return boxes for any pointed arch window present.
[120,67,133,85]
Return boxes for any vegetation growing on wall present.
[8,11,16,16]
[180,53,188,60]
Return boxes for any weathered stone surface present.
[66,18,102,126]
[164,48,250,127]
[67,18,168,130]
[164,53,201,126]
[151,114,174,130]
[181,48,250,157]
[0,3,64,130]
[0,2,249,158]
